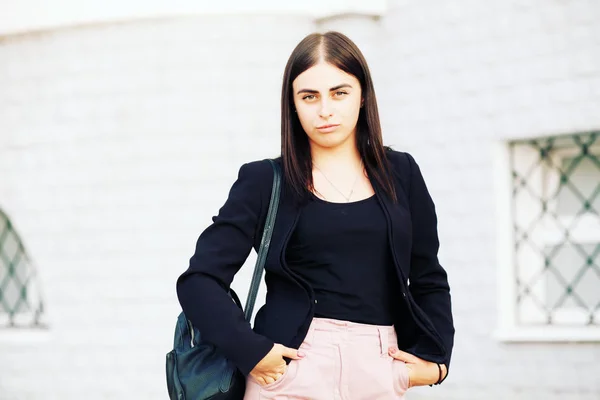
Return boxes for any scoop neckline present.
[310,192,376,205]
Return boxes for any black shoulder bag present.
[166,159,282,400]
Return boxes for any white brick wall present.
[0,16,313,399]
[1,1,600,399]
[367,0,600,399]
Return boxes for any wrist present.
[407,366,433,387]
[433,363,447,385]
[426,363,444,387]
[439,363,448,383]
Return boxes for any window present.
[0,208,45,328]
[495,132,600,341]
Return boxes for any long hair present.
[280,31,397,203]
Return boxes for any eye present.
[302,94,316,101]
[333,91,348,97]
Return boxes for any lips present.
[316,124,340,133]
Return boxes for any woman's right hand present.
[249,343,305,386]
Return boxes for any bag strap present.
[243,159,282,321]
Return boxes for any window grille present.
[0,208,45,328]
[510,132,600,327]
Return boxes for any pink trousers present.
[244,317,410,400]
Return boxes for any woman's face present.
[292,62,362,151]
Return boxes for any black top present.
[176,151,454,380]
[286,194,399,325]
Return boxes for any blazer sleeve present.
[176,161,275,377]
[405,153,455,380]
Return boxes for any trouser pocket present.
[391,359,410,396]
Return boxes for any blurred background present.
[1,0,599,399]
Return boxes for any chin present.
[309,133,354,149]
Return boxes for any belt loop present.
[378,327,388,357]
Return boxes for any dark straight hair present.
[280,31,397,203]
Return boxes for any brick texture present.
[1,1,599,399]
[0,15,313,400]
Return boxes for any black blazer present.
[176,149,455,381]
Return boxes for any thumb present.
[388,347,416,363]
[279,345,305,360]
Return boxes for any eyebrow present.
[296,83,353,95]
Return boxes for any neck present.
[310,137,362,170]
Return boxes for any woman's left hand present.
[387,347,447,387]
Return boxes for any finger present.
[271,372,283,381]
[260,372,283,387]
[256,376,267,386]
[280,345,305,360]
[388,347,420,363]
[278,364,288,374]
[269,365,287,377]
[263,375,276,385]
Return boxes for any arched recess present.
[0,208,45,328]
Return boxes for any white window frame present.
[493,140,600,342]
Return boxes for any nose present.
[319,99,333,118]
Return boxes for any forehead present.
[292,62,359,90]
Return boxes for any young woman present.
[177,31,454,399]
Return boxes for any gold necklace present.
[314,162,363,202]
